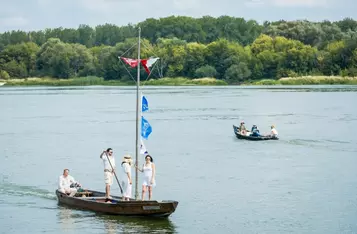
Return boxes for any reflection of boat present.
[56,189,179,217]
[57,207,75,230]
[56,27,179,217]
[98,211,177,234]
[233,125,279,141]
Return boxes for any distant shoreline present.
[1,76,357,86]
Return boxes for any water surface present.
[1,85,357,233]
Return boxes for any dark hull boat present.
[56,189,178,217]
[233,125,279,141]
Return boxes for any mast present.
[135,27,141,200]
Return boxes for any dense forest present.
[0,15,357,82]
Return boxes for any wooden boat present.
[56,27,179,217]
[233,125,279,141]
[56,189,178,217]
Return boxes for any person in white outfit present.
[58,169,81,197]
[136,154,156,200]
[100,148,116,198]
[121,154,132,201]
[270,125,278,137]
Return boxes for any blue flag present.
[141,116,152,139]
[142,96,149,112]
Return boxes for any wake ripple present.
[0,181,57,200]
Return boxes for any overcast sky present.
[0,0,355,32]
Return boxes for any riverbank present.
[245,76,357,85]
[1,76,357,86]
[0,77,227,86]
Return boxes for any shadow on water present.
[57,206,177,234]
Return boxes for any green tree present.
[0,70,10,79]
[195,65,217,78]
[224,63,251,82]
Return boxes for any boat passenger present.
[251,125,261,137]
[136,154,156,200]
[100,148,116,199]
[121,154,133,201]
[239,121,247,134]
[58,169,81,197]
[270,125,278,137]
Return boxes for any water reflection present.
[99,215,177,234]
[57,207,75,231]
[56,205,177,234]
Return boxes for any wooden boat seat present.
[80,196,108,200]
[79,196,123,203]
[74,191,93,197]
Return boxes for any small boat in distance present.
[232,125,279,141]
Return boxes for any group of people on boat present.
[58,148,156,202]
[237,121,278,138]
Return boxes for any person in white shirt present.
[100,148,116,198]
[136,154,156,200]
[121,155,133,201]
[270,125,278,137]
[58,169,80,197]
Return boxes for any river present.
[0,85,356,234]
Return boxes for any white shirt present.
[102,155,115,170]
[143,162,153,178]
[122,163,131,180]
[271,128,278,136]
[58,175,76,190]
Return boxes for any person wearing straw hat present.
[121,154,133,201]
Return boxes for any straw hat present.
[122,154,133,164]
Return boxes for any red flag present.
[120,57,139,68]
[141,57,159,74]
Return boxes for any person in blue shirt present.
[250,125,261,137]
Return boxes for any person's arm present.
[135,164,143,172]
[151,163,155,184]
[100,150,106,158]
[58,176,64,190]
[72,176,81,187]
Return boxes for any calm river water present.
[0,85,356,234]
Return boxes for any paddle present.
[104,152,123,196]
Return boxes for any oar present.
[104,152,123,196]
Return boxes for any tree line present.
[0,16,357,82]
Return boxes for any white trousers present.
[59,188,77,197]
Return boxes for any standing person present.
[58,169,81,197]
[121,154,133,201]
[100,148,115,198]
[136,155,156,200]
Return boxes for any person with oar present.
[100,148,123,201]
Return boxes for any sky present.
[0,0,355,32]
